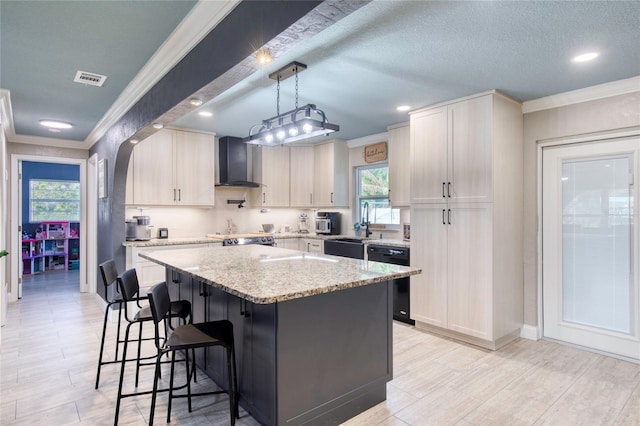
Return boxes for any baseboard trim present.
[520,324,540,341]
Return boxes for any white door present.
[543,138,640,360]
[17,160,23,298]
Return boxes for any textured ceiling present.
[173,0,640,141]
[0,0,197,141]
[1,0,639,147]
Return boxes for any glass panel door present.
[543,138,640,360]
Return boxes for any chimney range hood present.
[216,136,260,188]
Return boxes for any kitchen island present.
[140,244,421,426]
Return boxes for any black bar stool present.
[113,268,191,426]
[95,259,129,389]
[147,281,238,426]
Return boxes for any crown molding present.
[522,76,640,114]
[8,133,85,149]
[0,89,15,139]
[84,0,240,148]
[347,131,388,148]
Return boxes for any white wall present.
[523,90,640,327]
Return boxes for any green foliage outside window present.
[30,180,80,222]
[356,165,399,226]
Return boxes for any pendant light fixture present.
[244,61,339,146]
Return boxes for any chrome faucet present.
[362,202,372,238]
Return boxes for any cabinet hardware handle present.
[178,189,181,201]
[447,208,451,225]
[240,299,250,317]
[310,193,313,205]
[447,182,451,198]
[442,209,446,225]
[263,192,266,203]
[331,192,334,203]
[388,189,391,203]
[173,188,176,201]
[442,182,446,198]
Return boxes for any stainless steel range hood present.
[216,136,260,188]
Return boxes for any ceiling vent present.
[73,70,107,87]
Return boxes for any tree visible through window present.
[356,164,399,226]
[30,179,80,222]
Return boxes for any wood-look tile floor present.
[1,271,639,425]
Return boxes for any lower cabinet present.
[301,238,323,253]
[410,203,518,349]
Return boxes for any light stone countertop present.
[123,234,410,249]
[123,237,218,247]
[139,245,421,304]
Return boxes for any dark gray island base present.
[140,245,421,425]
[169,269,392,425]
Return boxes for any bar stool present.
[147,281,238,426]
[113,268,191,426]
[95,259,130,389]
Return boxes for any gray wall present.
[522,91,640,327]
[87,1,321,299]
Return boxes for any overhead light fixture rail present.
[244,61,339,146]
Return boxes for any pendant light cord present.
[295,67,299,109]
[276,75,280,116]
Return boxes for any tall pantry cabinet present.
[409,91,523,349]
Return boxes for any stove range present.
[222,235,275,246]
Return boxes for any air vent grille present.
[74,70,107,87]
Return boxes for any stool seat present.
[148,282,238,426]
[113,268,192,426]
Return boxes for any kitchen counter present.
[139,245,419,304]
[124,233,411,249]
[140,244,421,425]
[122,237,217,247]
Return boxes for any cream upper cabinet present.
[290,146,315,207]
[132,129,175,205]
[129,129,215,206]
[387,122,410,207]
[313,141,349,207]
[125,154,134,205]
[253,145,290,207]
[409,91,523,350]
[174,130,215,206]
[410,94,492,204]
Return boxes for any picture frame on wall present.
[98,158,107,198]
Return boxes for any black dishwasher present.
[367,245,414,325]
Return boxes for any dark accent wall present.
[21,161,80,235]
[88,1,321,300]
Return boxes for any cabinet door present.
[260,146,290,207]
[388,124,410,206]
[313,142,335,206]
[448,95,492,203]
[290,146,314,207]
[133,129,175,205]
[447,203,493,339]
[410,107,448,203]
[125,153,134,205]
[174,131,215,206]
[409,204,448,327]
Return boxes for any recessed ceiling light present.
[257,48,272,65]
[40,119,72,129]
[396,105,411,112]
[130,139,139,144]
[572,52,599,63]
[189,98,203,107]
[198,111,213,117]
[152,122,164,129]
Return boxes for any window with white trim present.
[356,164,400,227]
[29,179,80,222]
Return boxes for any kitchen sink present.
[324,238,365,259]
